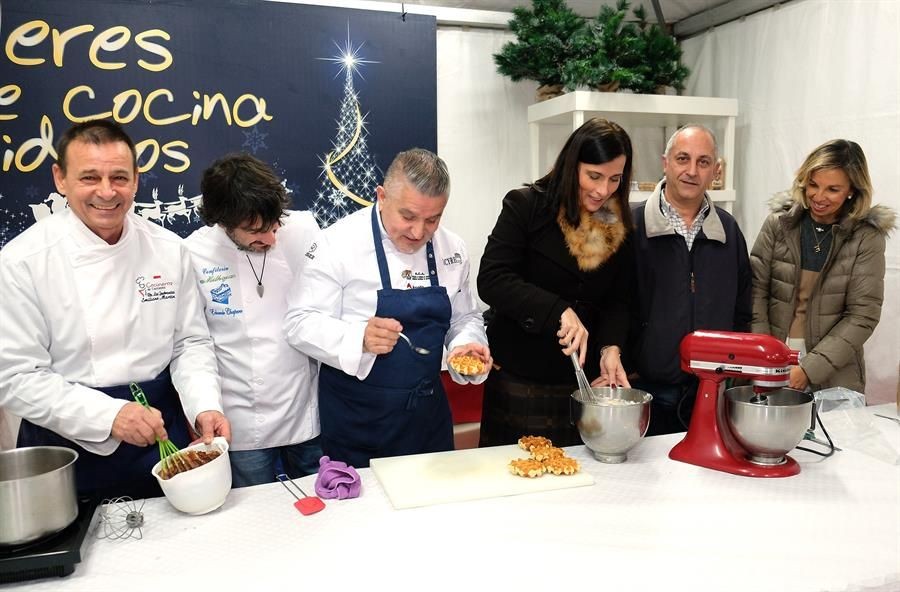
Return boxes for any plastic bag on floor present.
[813,387,899,465]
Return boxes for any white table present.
[5,405,898,592]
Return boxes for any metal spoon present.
[398,332,430,356]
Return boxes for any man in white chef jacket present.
[284,148,491,468]
[185,153,322,487]
[0,120,230,500]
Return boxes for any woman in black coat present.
[477,118,636,447]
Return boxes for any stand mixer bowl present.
[571,388,652,463]
[724,387,814,465]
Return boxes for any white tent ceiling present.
[349,0,788,36]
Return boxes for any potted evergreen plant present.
[561,0,644,92]
[560,0,690,95]
[493,0,584,101]
[631,5,690,94]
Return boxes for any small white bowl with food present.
[151,436,231,515]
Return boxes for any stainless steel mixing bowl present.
[724,386,814,465]
[571,387,652,463]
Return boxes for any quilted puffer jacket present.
[750,192,896,391]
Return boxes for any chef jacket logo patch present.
[305,242,317,260]
[210,283,232,304]
[135,275,176,303]
[442,252,463,266]
[400,269,427,281]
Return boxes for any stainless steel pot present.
[0,446,79,546]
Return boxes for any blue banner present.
[0,0,437,246]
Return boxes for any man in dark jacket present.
[631,125,752,435]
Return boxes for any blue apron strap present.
[425,241,439,287]
[371,205,392,290]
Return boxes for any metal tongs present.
[571,352,604,403]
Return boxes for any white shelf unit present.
[528,91,739,212]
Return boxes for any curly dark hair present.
[198,153,290,231]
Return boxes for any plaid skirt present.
[478,368,582,448]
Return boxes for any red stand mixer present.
[669,330,802,477]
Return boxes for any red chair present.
[440,371,483,449]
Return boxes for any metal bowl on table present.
[0,446,79,546]
[724,386,814,465]
[571,387,652,463]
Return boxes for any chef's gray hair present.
[383,148,450,198]
[664,124,718,158]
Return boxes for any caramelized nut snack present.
[530,446,566,462]
[159,449,222,480]
[448,354,486,376]
[509,458,545,478]
[542,456,580,476]
[517,435,553,452]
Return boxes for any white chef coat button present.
[256,416,265,423]
[254,377,264,385]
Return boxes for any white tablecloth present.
[4,406,898,592]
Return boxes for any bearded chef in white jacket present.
[185,153,321,487]
[284,148,491,468]
[0,120,230,500]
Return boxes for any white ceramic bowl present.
[151,437,231,515]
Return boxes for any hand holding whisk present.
[129,382,181,475]
[570,352,603,403]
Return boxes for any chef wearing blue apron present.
[285,149,491,468]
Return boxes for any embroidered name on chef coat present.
[135,274,176,303]
[199,265,236,285]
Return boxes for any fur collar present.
[768,190,897,236]
[557,199,627,271]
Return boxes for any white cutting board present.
[370,445,594,509]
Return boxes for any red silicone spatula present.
[276,473,325,515]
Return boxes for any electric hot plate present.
[0,497,98,583]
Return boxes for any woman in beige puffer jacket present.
[751,140,896,393]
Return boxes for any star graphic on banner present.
[242,127,269,153]
[318,23,379,78]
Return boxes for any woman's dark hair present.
[198,153,290,231]
[534,118,633,229]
